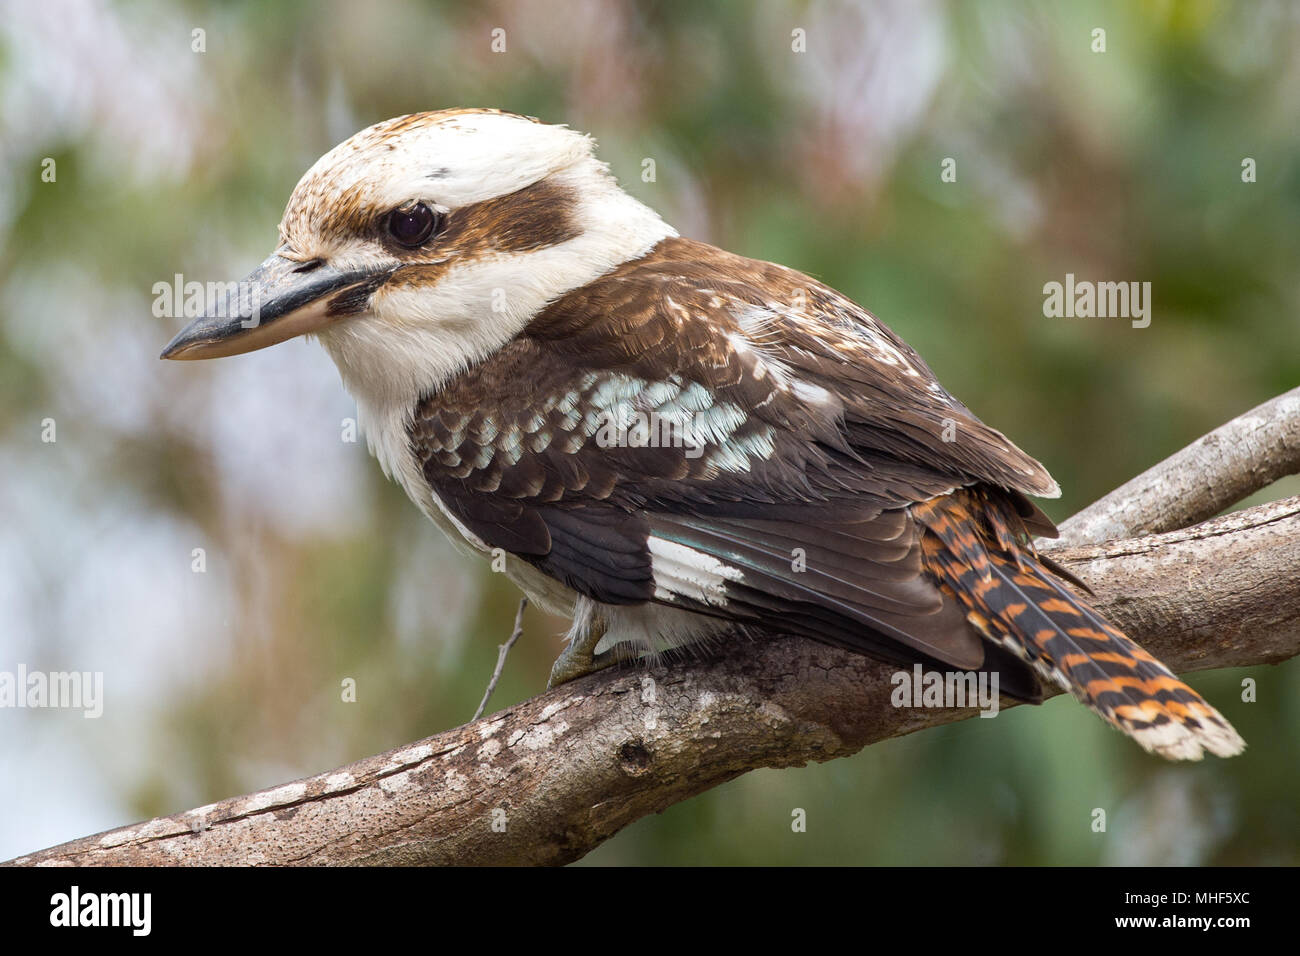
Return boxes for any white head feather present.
[276,109,675,495]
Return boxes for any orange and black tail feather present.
[915,490,1245,761]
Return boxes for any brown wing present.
[407,236,1055,693]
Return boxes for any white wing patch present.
[417,367,776,476]
[588,374,774,475]
[648,537,743,607]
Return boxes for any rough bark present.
[10,391,1300,867]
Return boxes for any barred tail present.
[915,490,1245,761]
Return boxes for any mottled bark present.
[11,391,1300,867]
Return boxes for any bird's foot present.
[548,613,639,688]
[547,642,646,688]
[547,643,622,688]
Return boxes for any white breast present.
[360,396,580,618]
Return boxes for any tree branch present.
[10,391,1300,867]
[1054,386,1300,546]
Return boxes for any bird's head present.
[161,109,674,408]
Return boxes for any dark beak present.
[159,253,386,360]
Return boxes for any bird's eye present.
[387,202,440,247]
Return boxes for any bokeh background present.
[1,0,1298,865]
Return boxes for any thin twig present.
[472,598,528,720]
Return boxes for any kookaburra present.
[162,109,1244,761]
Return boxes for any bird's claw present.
[547,644,616,688]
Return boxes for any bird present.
[161,108,1244,761]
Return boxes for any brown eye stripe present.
[374,179,583,294]
[439,178,581,255]
[319,177,582,262]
